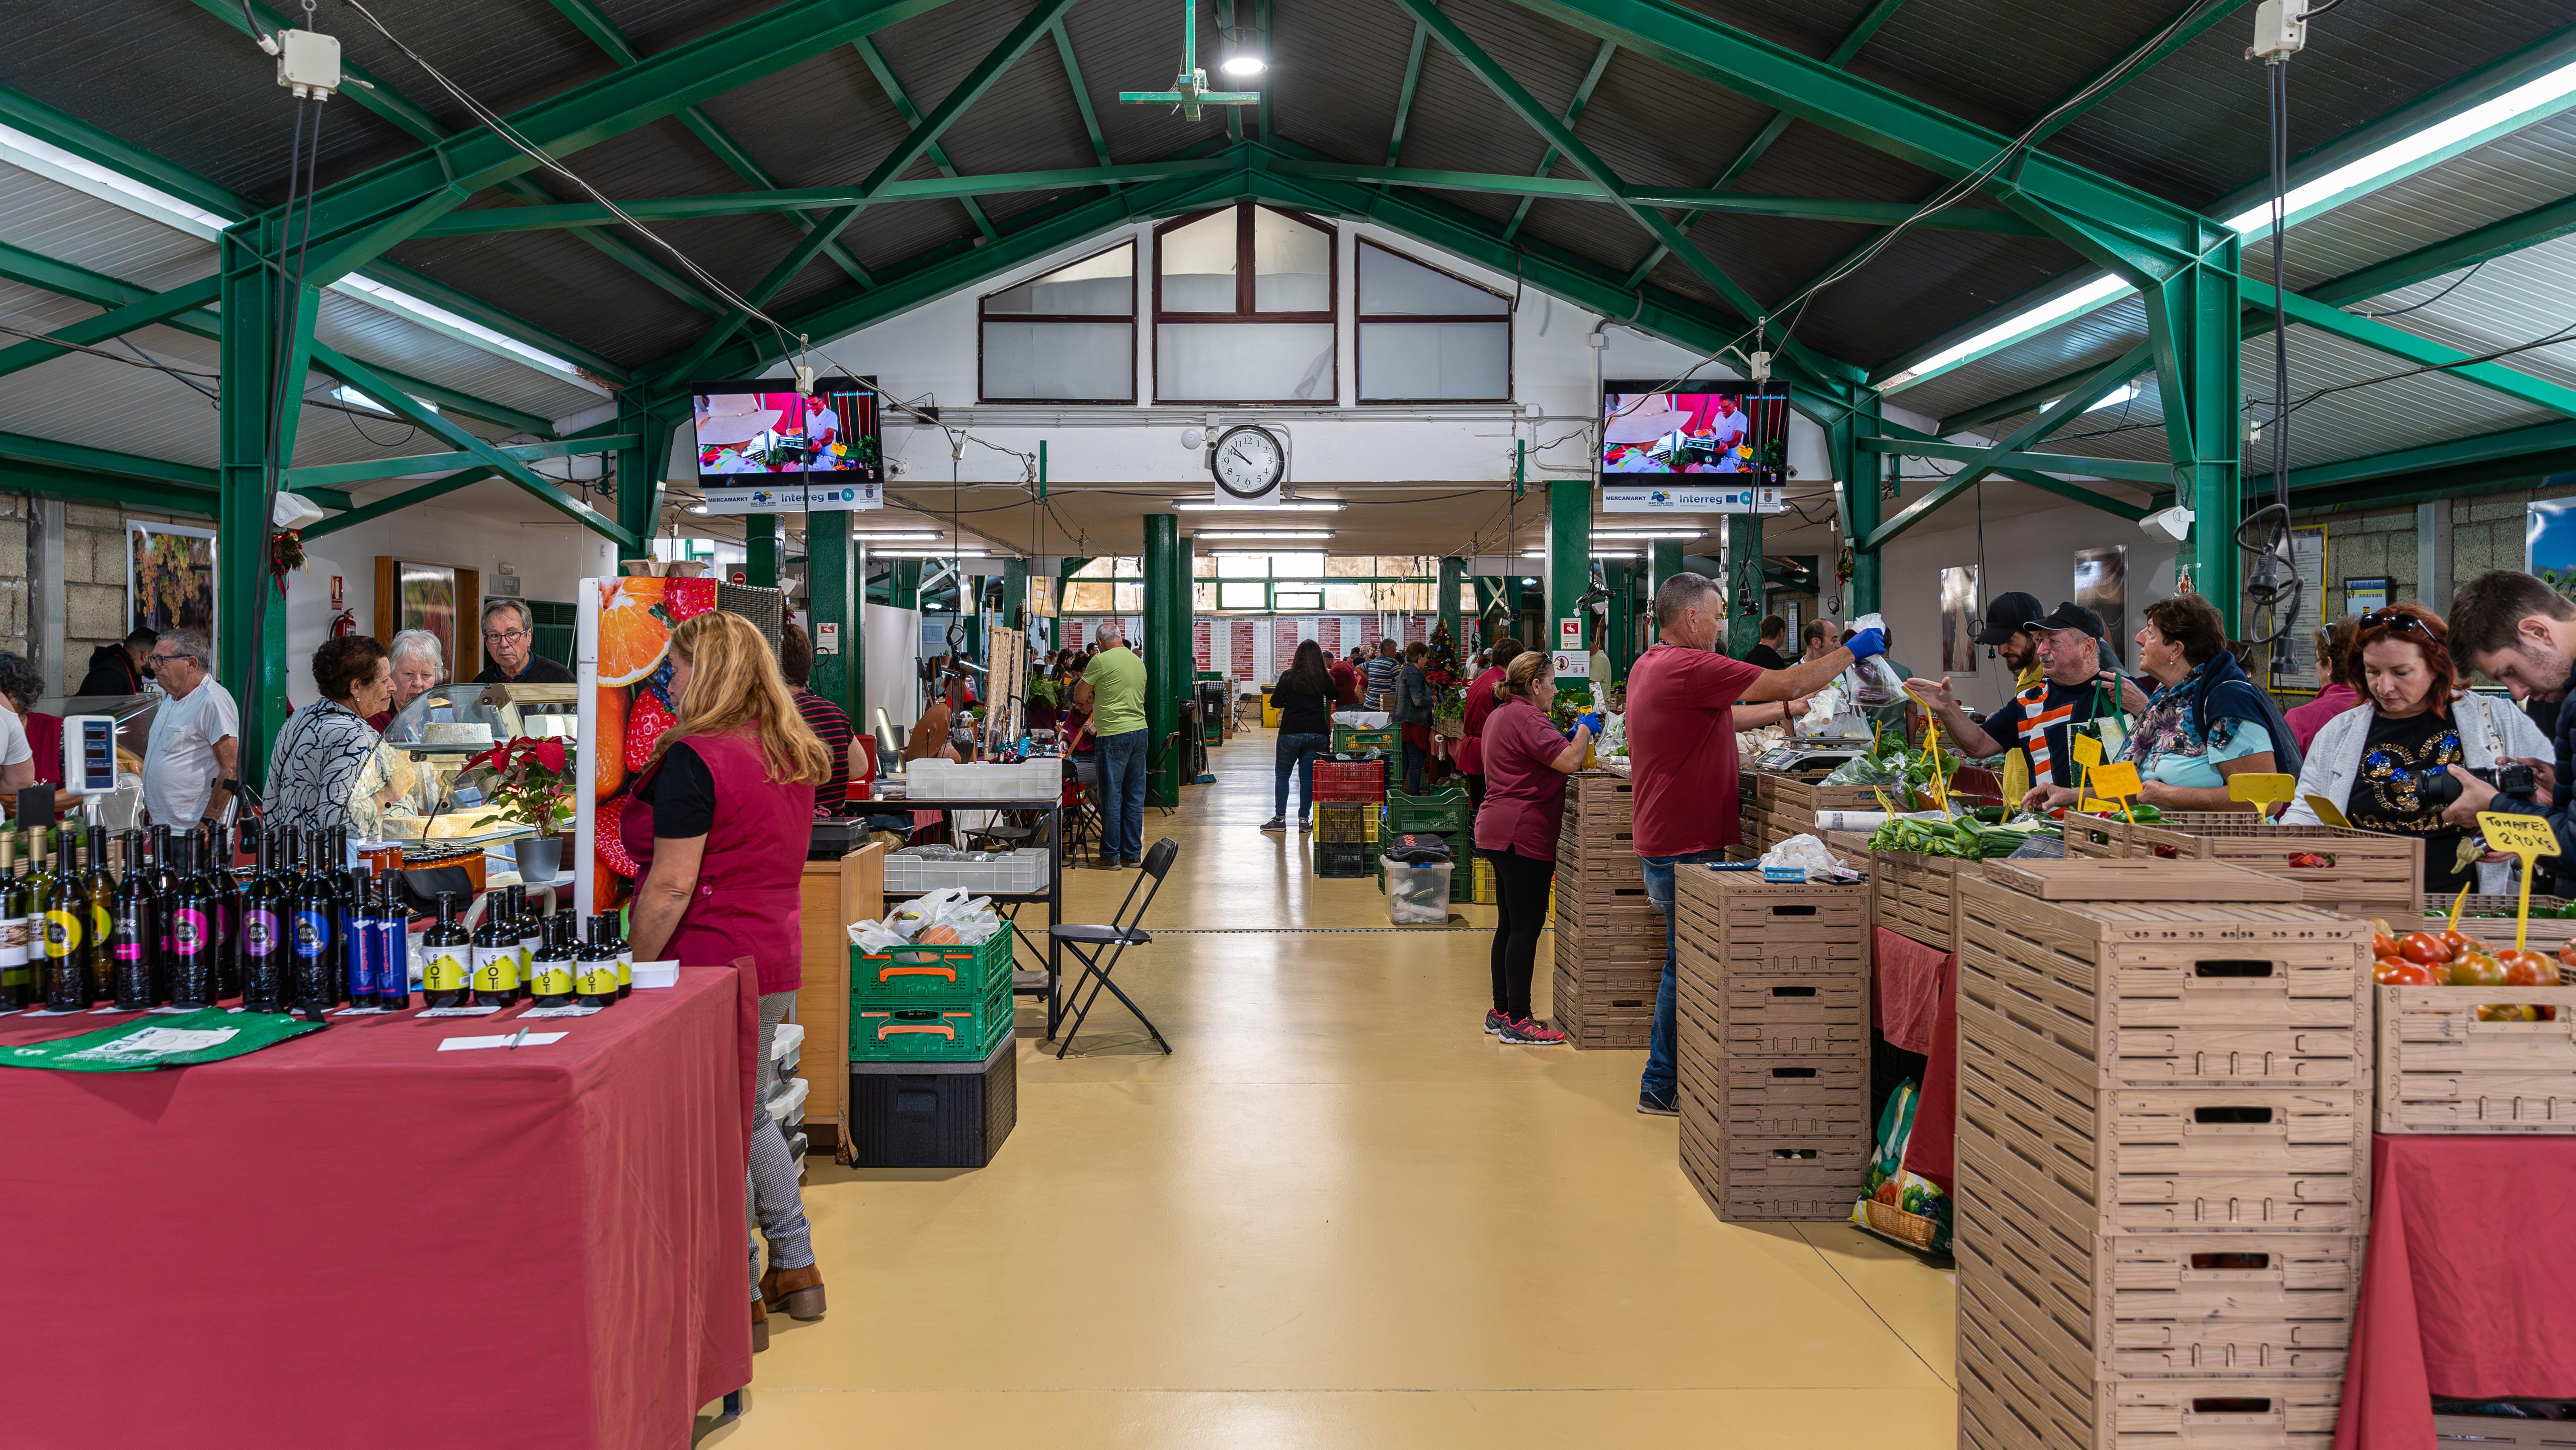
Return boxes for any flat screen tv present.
[690,378,881,479]
[1600,380,1789,483]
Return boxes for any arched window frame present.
[1151,202,1340,405]
[1354,238,1513,404]
[977,238,1137,403]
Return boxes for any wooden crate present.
[1956,876,2372,1089]
[2061,813,2424,917]
[1873,848,1972,950]
[2434,1417,2576,1447]
[2420,893,2576,953]
[2375,984,2576,1133]
[796,842,883,1157]
[1678,1108,1868,1222]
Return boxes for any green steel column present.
[1471,578,1498,646]
[744,514,779,588]
[1437,556,1464,649]
[215,226,290,787]
[1603,561,1636,679]
[808,522,860,741]
[1837,398,1884,616]
[615,392,672,551]
[2145,232,2244,631]
[1650,539,1684,599]
[1143,514,1182,808]
[1725,514,1764,657]
[999,557,1028,632]
[1169,536,1195,776]
[1545,477,1590,678]
[890,559,921,609]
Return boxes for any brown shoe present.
[761,1263,827,1321]
[751,1296,770,1353]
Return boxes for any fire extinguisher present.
[330,609,358,639]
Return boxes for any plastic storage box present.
[851,982,1013,1063]
[899,758,1062,800]
[851,933,1015,999]
[883,847,1051,895]
[1387,861,1455,924]
[846,1031,1017,1168]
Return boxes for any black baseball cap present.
[1974,591,2045,645]
[2032,602,2106,639]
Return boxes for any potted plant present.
[463,735,577,882]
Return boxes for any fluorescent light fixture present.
[1190,530,1333,540]
[332,385,436,416]
[850,530,942,540]
[1882,274,2132,389]
[333,275,596,390]
[1522,549,1640,559]
[1172,500,1344,511]
[871,548,1004,559]
[1591,529,1706,540]
[2040,382,2138,414]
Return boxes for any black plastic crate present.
[845,1031,1016,1168]
[1313,840,1375,879]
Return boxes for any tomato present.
[2374,959,2438,986]
[2558,944,2576,969]
[2398,932,2454,967]
[2373,931,2404,959]
[2286,851,2334,869]
[2477,1004,2540,1022]
[2441,930,2479,958]
[2499,951,2558,987]
[2449,954,2509,988]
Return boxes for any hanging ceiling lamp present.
[1218,25,1267,77]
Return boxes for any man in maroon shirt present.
[1456,637,1521,815]
[1627,572,1877,1116]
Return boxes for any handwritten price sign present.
[2476,811,2561,949]
[2084,760,2143,824]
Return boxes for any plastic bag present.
[1387,861,1453,925]
[846,918,908,953]
[1850,1079,1953,1254]
[1759,833,1860,880]
[889,887,973,938]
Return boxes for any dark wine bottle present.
[612,909,632,1000]
[530,912,578,1008]
[40,830,89,1012]
[165,833,220,1010]
[509,884,536,1003]
[0,831,31,1010]
[421,893,470,1010]
[209,823,242,1000]
[469,894,520,1010]
[238,824,287,1013]
[108,831,157,1011]
[289,832,341,1014]
[576,914,619,1011]
[141,826,173,1005]
[83,825,113,1002]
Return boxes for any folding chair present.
[1052,837,1177,1059]
[1066,755,1107,865]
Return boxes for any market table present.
[2334,1134,2576,1449]
[0,966,756,1450]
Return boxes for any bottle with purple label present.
[207,823,242,1000]
[165,834,220,1009]
[239,825,287,1013]
[108,831,157,1011]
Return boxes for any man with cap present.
[1909,602,2138,804]
[1976,591,2047,690]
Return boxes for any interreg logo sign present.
[1602,485,1785,514]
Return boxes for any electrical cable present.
[2355,259,2489,319]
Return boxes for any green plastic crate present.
[850,933,1014,1000]
[851,982,1012,1062]
[1333,725,1399,755]
[1383,787,1471,836]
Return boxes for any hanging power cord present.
[2239,8,2310,661]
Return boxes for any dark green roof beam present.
[851,36,1003,241]
[1386,16,1432,167]
[1052,20,1115,169]
[1498,40,1617,243]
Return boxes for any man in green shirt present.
[1074,622,1150,867]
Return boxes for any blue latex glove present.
[1845,626,1887,661]
[1578,711,1605,737]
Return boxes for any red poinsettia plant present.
[462,735,577,838]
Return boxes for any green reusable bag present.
[0,1008,323,1072]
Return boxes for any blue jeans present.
[1640,849,1730,1100]
[1402,739,1429,795]
[1096,728,1149,862]
[1275,731,1328,820]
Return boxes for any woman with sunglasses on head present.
[2282,603,2554,897]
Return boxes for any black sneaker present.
[1260,818,1286,833]
[1638,1088,1679,1117]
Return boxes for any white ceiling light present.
[1591,529,1706,539]
[2039,382,2138,414]
[1522,549,1640,559]
[872,548,1006,559]
[1881,274,2131,389]
[1173,500,1344,511]
[1191,530,1333,540]
[1219,25,1268,76]
[332,385,436,416]
[850,530,942,540]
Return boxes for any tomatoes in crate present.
[2448,954,2509,988]
[2374,959,2438,986]
[2498,950,2557,987]
[2397,932,2453,967]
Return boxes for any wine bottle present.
[528,913,578,1008]
[238,824,287,1013]
[108,832,157,1011]
[576,914,619,1011]
[141,826,173,1004]
[289,832,341,1014]
[40,830,90,1012]
[420,893,470,1010]
[370,873,409,1010]
[469,893,520,1010]
[165,833,220,1010]
[209,823,243,1000]
[0,831,31,1010]
[343,867,380,1010]
[508,884,537,1003]
[612,909,632,1000]
[84,826,114,1001]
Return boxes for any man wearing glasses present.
[140,630,239,831]
[472,599,575,685]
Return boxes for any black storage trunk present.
[846,1031,1016,1168]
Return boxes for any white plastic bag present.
[889,887,971,939]
[846,918,908,953]
[1762,833,1861,881]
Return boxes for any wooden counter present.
[793,842,883,1153]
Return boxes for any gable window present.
[980,241,1135,402]
[1356,240,1509,402]
[1154,203,1337,404]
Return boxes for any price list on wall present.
[1232,620,1257,680]
[1318,616,1341,657]
[1193,620,1213,673]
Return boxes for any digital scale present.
[1753,744,1868,774]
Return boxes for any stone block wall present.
[62,503,132,690]
[0,493,26,661]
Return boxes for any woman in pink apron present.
[622,611,832,1353]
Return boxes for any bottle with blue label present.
[345,870,382,1009]
[290,832,342,1013]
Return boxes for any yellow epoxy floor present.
[703,724,1958,1448]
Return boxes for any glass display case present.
[378,683,578,842]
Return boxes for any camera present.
[2415,761,2537,810]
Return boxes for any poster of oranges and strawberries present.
[576,574,721,916]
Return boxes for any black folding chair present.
[1052,837,1178,1059]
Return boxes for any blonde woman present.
[620,612,833,1353]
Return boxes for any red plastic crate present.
[1313,760,1388,801]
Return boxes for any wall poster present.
[2074,545,2128,668]
[1940,565,1981,674]
[128,521,215,637]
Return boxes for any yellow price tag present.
[2446,882,2473,933]
[2227,772,2296,814]
[2085,760,2143,824]
[2302,793,2351,828]
[1923,722,1951,816]
[2070,735,2105,771]
[2475,811,2561,950]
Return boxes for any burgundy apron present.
[620,729,814,997]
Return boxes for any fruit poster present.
[576,575,719,915]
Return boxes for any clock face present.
[1211,425,1285,498]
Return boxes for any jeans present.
[1485,847,1554,1018]
[1274,731,1328,821]
[1639,849,1730,1100]
[1096,728,1149,862]
[1402,739,1429,795]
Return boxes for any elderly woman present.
[371,628,447,733]
[2030,593,2284,813]
[0,650,53,805]
[2284,604,2552,896]
[266,635,399,839]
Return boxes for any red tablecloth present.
[0,968,756,1450]
[1873,927,1957,1194]
[2334,1134,2576,1449]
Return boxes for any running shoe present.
[1484,1008,1510,1035]
[1499,1015,1568,1046]
[1637,1087,1679,1117]
[1260,818,1286,833]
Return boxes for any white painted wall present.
[768,215,1834,494]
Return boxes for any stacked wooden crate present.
[2377,978,2576,1134]
[1953,859,2372,1449]
[1673,866,1873,1222]
[1551,773,1658,1048]
[2061,812,2423,919]
[1872,847,1972,950]
[1741,770,1880,854]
